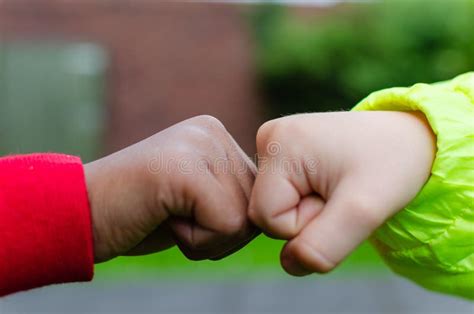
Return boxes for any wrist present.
[84,161,109,263]
[83,153,167,263]
[400,110,436,168]
[380,110,437,205]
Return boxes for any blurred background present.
[0,0,473,313]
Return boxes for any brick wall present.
[0,0,263,155]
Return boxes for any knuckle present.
[191,115,226,132]
[220,213,247,236]
[184,115,230,152]
[182,125,212,143]
[256,120,279,150]
[178,121,220,148]
[256,117,300,155]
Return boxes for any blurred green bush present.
[253,0,474,115]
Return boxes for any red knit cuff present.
[0,154,94,297]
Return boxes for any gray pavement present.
[1,275,473,314]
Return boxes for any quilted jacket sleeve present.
[353,72,474,299]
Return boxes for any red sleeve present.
[0,154,94,297]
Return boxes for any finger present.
[170,220,225,261]
[174,147,255,260]
[170,217,258,261]
[124,224,175,256]
[281,180,388,275]
[209,227,261,261]
[249,172,299,231]
[224,130,258,200]
[185,171,247,236]
[248,170,322,239]
[168,217,228,251]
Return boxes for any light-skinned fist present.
[249,111,436,275]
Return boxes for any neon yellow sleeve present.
[353,72,474,299]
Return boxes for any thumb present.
[280,177,390,276]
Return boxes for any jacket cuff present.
[0,154,94,297]
[352,72,474,299]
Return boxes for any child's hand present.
[85,116,257,263]
[249,111,435,276]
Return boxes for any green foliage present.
[253,0,474,115]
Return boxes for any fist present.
[249,111,435,275]
[86,115,257,263]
